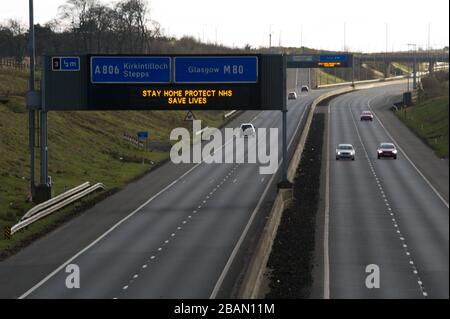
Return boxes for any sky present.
[1,0,448,52]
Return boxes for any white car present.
[288,92,297,100]
[336,144,355,160]
[240,123,256,138]
[360,110,374,121]
[300,85,309,93]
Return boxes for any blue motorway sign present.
[137,131,148,138]
[319,54,348,62]
[52,57,80,71]
[286,54,352,68]
[174,56,258,83]
[91,56,171,84]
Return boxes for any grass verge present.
[395,96,449,158]
[0,68,225,256]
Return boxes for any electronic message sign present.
[286,54,352,68]
[42,54,285,111]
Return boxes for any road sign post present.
[28,0,36,201]
[280,55,290,187]
[184,111,196,121]
[4,226,11,240]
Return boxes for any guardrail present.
[20,182,91,221]
[8,182,105,237]
[224,110,237,119]
[317,75,406,89]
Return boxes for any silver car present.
[240,123,256,138]
[336,144,355,160]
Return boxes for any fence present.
[0,58,30,71]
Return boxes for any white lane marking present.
[122,285,128,290]
[323,99,331,299]
[348,98,428,298]
[133,274,138,279]
[151,256,156,260]
[19,110,265,299]
[142,264,147,269]
[18,161,202,299]
[367,96,449,209]
[210,96,312,299]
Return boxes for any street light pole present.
[408,43,417,89]
[28,0,36,200]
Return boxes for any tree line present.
[0,0,239,64]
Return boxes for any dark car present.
[377,143,398,159]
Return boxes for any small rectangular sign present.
[52,57,80,71]
[91,56,171,84]
[319,54,348,62]
[137,131,148,138]
[292,55,313,62]
[174,56,258,83]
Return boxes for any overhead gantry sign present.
[42,54,286,111]
[286,54,353,68]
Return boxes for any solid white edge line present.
[209,97,310,299]
[18,164,199,299]
[323,101,331,299]
[19,111,263,299]
[367,96,449,209]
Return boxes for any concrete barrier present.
[286,86,355,182]
[238,188,292,298]
[317,75,406,89]
[238,86,355,298]
[238,78,410,298]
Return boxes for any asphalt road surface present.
[327,84,449,298]
[0,70,325,299]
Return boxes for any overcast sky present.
[1,0,448,52]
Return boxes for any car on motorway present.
[377,142,397,159]
[335,144,355,160]
[360,110,374,121]
[288,92,297,100]
[240,123,256,138]
[300,85,309,93]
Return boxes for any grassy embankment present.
[396,95,449,158]
[395,71,449,158]
[0,68,224,253]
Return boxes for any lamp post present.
[407,43,417,89]
[28,0,36,200]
